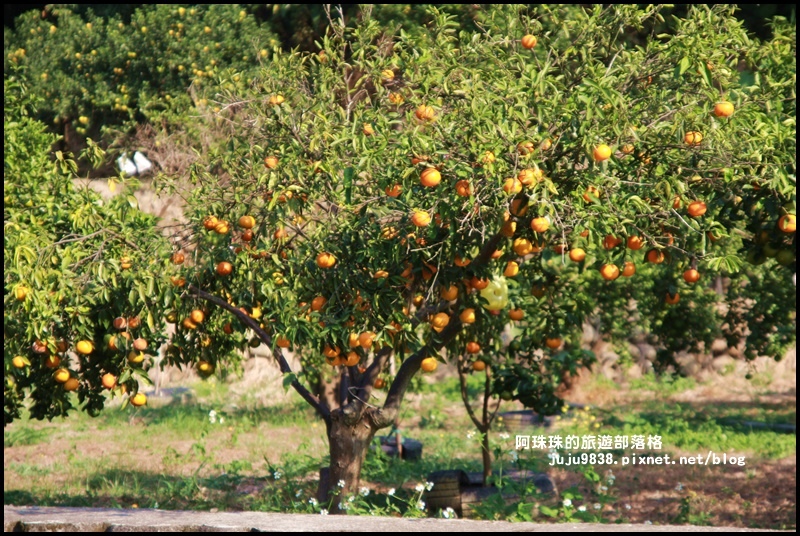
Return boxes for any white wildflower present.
[562,498,572,507]
[273,471,282,480]
[625,504,632,510]
[466,431,475,439]
[219,417,225,424]
[600,485,608,491]
[593,503,601,510]
[499,432,510,440]
[295,490,303,498]
[309,498,318,507]
[387,488,396,496]
[320,509,328,515]
[359,487,370,497]
[425,481,434,491]
[337,479,346,488]
[415,483,425,492]
[416,500,426,511]
[578,505,587,512]
[645,520,652,525]
[443,507,456,519]
[348,495,355,502]
[339,501,349,511]
[675,482,684,492]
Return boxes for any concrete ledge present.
[3,505,780,532]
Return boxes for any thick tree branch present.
[187,284,330,423]
[458,355,483,430]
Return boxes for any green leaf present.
[282,372,297,392]
[344,166,354,205]
[678,56,691,76]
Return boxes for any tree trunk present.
[481,428,492,486]
[321,409,377,512]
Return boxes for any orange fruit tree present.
[4,4,796,512]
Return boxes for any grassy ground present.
[3,361,796,529]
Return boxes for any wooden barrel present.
[460,471,557,517]
[378,436,423,460]
[425,470,469,517]
[498,410,553,431]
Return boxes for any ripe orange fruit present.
[454,255,471,267]
[569,248,586,262]
[545,337,562,349]
[113,317,128,330]
[622,261,636,277]
[778,214,796,233]
[513,238,533,256]
[430,312,450,332]
[503,178,523,195]
[311,296,327,311]
[133,338,148,351]
[460,308,476,324]
[53,368,71,383]
[63,378,80,392]
[583,186,601,203]
[420,167,441,187]
[421,357,438,372]
[552,243,568,254]
[170,275,186,287]
[665,292,680,305]
[683,269,701,283]
[509,309,524,321]
[362,123,375,136]
[510,197,529,217]
[687,201,707,218]
[264,155,279,169]
[684,131,703,146]
[316,252,337,268]
[504,261,520,277]
[101,373,117,389]
[600,264,620,281]
[323,345,340,358]
[388,92,404,105]
[128,350,145,364]
[238,215,256,229]
[359,332,376,349]
[120,257,133,270]
[203,215,219,230]
[531,217,550,233]
[12,356,26,368]
[216,261,233,276]
[712,101,734,118]
[593,144,612,162]
[198,361,214,374]
[646,249,666,264]
[76,340,94,355]
[274,336,290,349]
[501,220,517,238]
[621,144,635,155]
[130,392,147,407]
[440,285,458,301]
[521,34,537,49]
[466,342,481,354]
[411,211,431,227]
[190,309,205,324]
[472,360,487,371]
[518,168,540,186]
[373,378,386,389]
[269,94,285,106]
[540,138,553,151]
[385,184,402,197]
[627,236,644,250]
[672,196,682,209]
[171,252,185,265]
[373,270,389,279]
[415,105,435,121]
[182,317,198,330]
[470,277,490,290]
[603,235,622,250]
[451,180,472,197]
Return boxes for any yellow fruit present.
[411,211,431,227]
[504,261,520,277]
[238,215,256,229]
[128,351,145,364]
[415,105,435,121]
[14,285,28,301]
[359,331,376,349]
[503,178,523,195]
[264,155,279,169]
[460,308,476,324]
[198,361,214,374]
[513,238,533,256]
[531,217,550,233]
[421,357,438,372]
[684,131,703,146]
[593,144,612,162]
[568,248,586,262]
[712,101,734,118]
[430,312,450,333]
[53,368,71,383]
[130,393,147,407]
[269,95,285,106]
[76,340,94,355]
[778,214,796,233]
[12,356,26,369]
